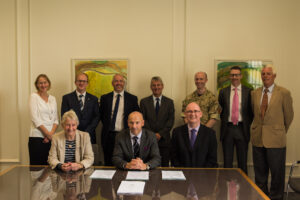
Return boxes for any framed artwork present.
[216,59,272,93]
[72,59,128,99]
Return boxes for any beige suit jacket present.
[48,130,94,169]
[250,84,294,148]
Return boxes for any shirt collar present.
[76,90,86,97]
[230,84,241,90]
[130,131,142,139]
[263,83,275,93]
[113,90,124,97]
[188,124,200,132]
[152,95,162,101]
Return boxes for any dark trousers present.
[222,123,248,174]
[103,131,118,166]
[252,146,286,200]
[159,146,170,167]
[28,137,51,165]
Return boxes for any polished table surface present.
[0,165,269,200]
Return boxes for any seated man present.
[171,102,218,168]
[112,111,161,170]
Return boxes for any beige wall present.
[1,0,299,173]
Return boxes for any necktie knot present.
[264,88,269,93]
[79,94,83,98]
[133,136,138,141]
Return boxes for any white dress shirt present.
[111,90,124,131]
[29,93,59,138]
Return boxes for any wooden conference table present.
[0,165,269,200]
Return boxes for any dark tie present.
[133,136,140,158]
[155,98,160,115]
[110,94,121,131]
[79,94,84,111]
[190,129,197,148]
[260,88,269,120]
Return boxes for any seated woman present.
[48,110,94,171]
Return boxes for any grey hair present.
[151,76,163,85]
[262,64,277,75]
[61,110,79,126]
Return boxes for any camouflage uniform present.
[182,88,220,125]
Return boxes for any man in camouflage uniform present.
[182,72,219,128]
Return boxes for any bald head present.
[128,112,144,135]
[185,102,202,127]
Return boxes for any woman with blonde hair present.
[29,74,58,165]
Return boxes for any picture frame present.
[71,59,129,99]
[216,59,273,93]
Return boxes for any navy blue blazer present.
[99,91,139,147]
[171,124,218,168]
[61,91,100,144]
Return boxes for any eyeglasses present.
[185,110,201,114]
[76,80,88,83]
[230,74,241,77]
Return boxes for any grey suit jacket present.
[112,128,161,169]
[218,85,253,142]
[140,95,175,147]
[251,84,294,148]
[48,130,94,169]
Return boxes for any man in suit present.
[61,72,100,144]
[182,72,219,128]
[218,66,253,174]
[171,102,218,167]
[112,111,161,170]
[100,74,139,166]
[140,76,174,167]
[251,64,294,200]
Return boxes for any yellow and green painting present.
[216,60,272,93]
[73,59,128,99]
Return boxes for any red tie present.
[231,87,239,125]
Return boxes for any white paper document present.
[90,170,116,179]
[161,170,186,180]
[126,171,149,180]
[117,181,145,195]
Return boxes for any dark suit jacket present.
[112,128,161,169]
[99,91,139,147]
[171,124,218,168]
[61,91,100,143]
[218,85,253,142]
[140,95,175,147]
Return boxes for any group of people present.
[29,64,293,200]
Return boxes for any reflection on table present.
[0,166,269,200]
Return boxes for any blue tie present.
[190,129,197,148]
[110,94,120,131]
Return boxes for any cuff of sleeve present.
[56,163,62,170]
[209,114,219,120]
